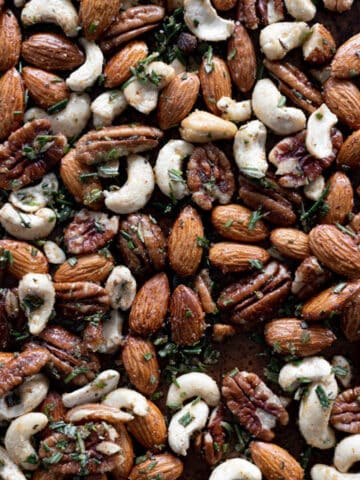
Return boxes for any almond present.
[227,23,256,93]
[22,67,69,110]
[158,72,200,130]
[265,318,336,356]
[0,9,21,72]
[309,224,360,278]
[199,55,231,115]
[53,254,114,283]
[303,23,336,64]
[270,228,310,260]
[104,40,148,88]
[21,33,85,71]
[127,400,167,451]
[0,67,24,141]
[209,242,270,273]
[170,284,206,346]
[320,172,353,225]
[323,77,360,130]
[80,0,120,41]
[250,441,304,480]
[168,205,204,277]
[113,423,134,479]
[122,336,160,395]
[129,272,170,335]
[129,453,183,480]
[337,129,360,169]
[342,291,360,342]
[0,239,48,279]
[211,204,268,243]
[331,33,360,79]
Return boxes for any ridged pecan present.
[39,391,67,439]
[291,256,332,300]
[237,0,284,29]
[202,405,227,465]
[330,387,360,433]
[55,282,110,320]
[222,370,288,440]
[217,261,291,328]
[83,321,106,352]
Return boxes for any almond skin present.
[270,229,310,260]
[337,129,360,169]
[199,55,232,115]
[0,239,48,279]
[168,205,204,277]
[158,72,200,130]
[250,441,304,480]
[227,23,256,93]
[212,0,237,9]
[331,33,360,79]
[53,254,114,283]
[104,40,148,88]
[129,453,183,480]
[22,67,69,110]
[129,272,170,335]
[320,172,353,225]
[127,400,167,451]
[209,242,270,273]
[0,67,24,141]
[323,77,360,130]
[0,9,21,72]
[80,0,121,41]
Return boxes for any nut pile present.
[0,0,359,479]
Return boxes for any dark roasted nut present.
[112,423,134,479]
[222,370,288,440]
[80,0,120,41]
[202,405,226,465]
[0,9,21,72]
[55,282,110,320]
[129,453,183,480]
[227,24,257,93]
[323,0,353,12]
[218,261,291,328]
[22,67,69,110]
[127,400,167,451]
[39,391,66,438]
[177,32,197,54]
[342,292,360,342]
[291,256,332,300]
[118,213,167,278]
[83,321,106,352]
[212,323,237,342]
[330,387,360,433]
[194,269,217,314]
[0,67,24,141]
[237,0,284,29]
[186,144,235,211]
[0,119,67,190]
[0,289,13,350]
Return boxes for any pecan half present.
[0,119,67,191]
[218,261,291,328]
[55,282,110,320]
[202,405,227,465]
[291,256,332,300]
[222,370,288,440]
[237,0,284,29]
[330,387,360,433]
[194,269,217,314]
[186,144,235,211]
[83,321,106,352]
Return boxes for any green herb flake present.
[178,411,194,427]
[332,282,347,294]
[315,384,331,410]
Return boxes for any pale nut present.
[180,110,237,143]
[279,356,332,392]
[233,120,268,179]
[334,435,360,473]
[91,90,127,127]
[311,464,358,480]
[183,0,234,41]
[323,0,353,12]
[0,446,27,480]
[306,104,338,159]
[99,309,125,354]
[9,173,58,214]
[217,97,252,123]
[105,266,137,310]
[209,458,262,480]
[0,204,56,240]
[332,355,352,388]
[304,175,325,201]
[284,0,316,21]
[166,373,220,408]
[66,38,103,92]
[66,403,132,424]
[260,22,310,60]
[103,387,149,417]
[43,241,66,265]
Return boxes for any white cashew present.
[104,154,155,214]
[95,441,121,456]
[252,79,306,135]
[98,158,120,178]
[183,0,234,41]
[304,175,325,201]
[9,174,58,213]
[99,310,125,354]
[284,0,316,21]
[168,400,209,456]
[155,139,193,200]
[103,388,149,417]
[66,39,103,92]
[332,356,352,388]
[43,241,66,265]
[105,266,137,310]
[167,373,220,408]
[4,413,48,470]
[91,91,127,128]
[0,204,56,240]
[209,458,262,480]
[260,22,310,60]
[306,104,338,159]
[62,370,120,408]
[21,0,79,37]
[0,447,27,480]
[334,435,360,473]
[180,110,237,143]
[217,97,252,123]
[233,120,268,179]
[311,465,360,480]
[18,273,55,335]
[279,356,332,392]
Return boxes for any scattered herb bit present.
[68,257,78,267]
[248,208,267,230]
[335,223,356,238]
[168,168,185,183]
[332,282,347,294]
[224,219,234,228]
[47,99,68,114]
[227,48,237,60]
[178,411,194,427]
[64,367,89,384]
[277,95,286,107]
[197,236,209,248]
[248,259,263,270]
[332,365,349,377]
[143,353,153,361]
[315,384,331,410]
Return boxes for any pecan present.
[217,261,291,328]
[83,321,106,352]
[223,370,288,440]
[237,0,284,29]
[118,213,167,278]
[39,391,67,439]
[202,405,227,465]
[330,387,360,433]
[55,282,110,320]
[0,289,11,350]
[291,256,332,300]
[0,119,67,191]
[194,269,217,314]
[269,129,343,188]
[64,209,119,255]
[186,144,235,211]
[342,292,360,342]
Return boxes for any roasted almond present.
[129,453,183,480]
[331,33,360,79]
[320,172,353,225]
[337,129,360,169]
[199,55,231,115]
[0,9,21,71]
[209,242,270,273]
[342,291,360,342]
[129,272,170,335]
[0,67,24,141]
[212,0,237,9]
[0,239,48,279]
[104,40,148,88]
[227,23,256,93]
[250,441,304,480]
[22,67,69,110]
[270,228,310,260]
[303,23,336,64]
[127,399,167,451]
[80,0,120,41]
[53,254,114,283]
[113,423,134,479]
[323,77,360,130]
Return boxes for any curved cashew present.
[0,204,56,240]
[21,0,79,37]
[62,370,120,408]
[168,400,209,456]
[0,447,27,480]
[311,465,360,480]
[4,413,48,470]
[154,139,193,200]
[233,120,268,179]
[334,435,360,473]
[99,310,125,354]
[66,39,103,92]
[279,356,332,392]
[105,266,137,311]
[91,91,127,128]
[166,373,220,408]
[284,0,316,21]
[104,154,155,214]
[9,174,58,213]
[103,388,149,417]
[304,175,325,201]
[260,22,310,60]
[217,97,252,123]
[252,79,306,135]
[183,0,234,41]
[209,458,262,480]
[180,110,237,143]
[306,104,338,159]
[332,355,352,388]
[43,241,66,265]
[18,273,55,335]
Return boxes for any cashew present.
[99,310,125,354]
[233,120,268,179]
[21,0,79,37]
[170,58,186,74]
[0,447,27,480]
[4,413,48,470]
[95,441,121,456]
[18,273,55,335]
[62,370,120,408]
[154,139,193,200]
[43,241,66,265]
[260,22,310,60]
[279,356,332,392]
[91,91,127,128]
[217,97,252,123]
[166,373,220,408]
[168,400,209,456]
[97,158,120,178]
[103,388,149,417]
[209,458,262,480]
[311,465,360,480]
[105,266,137,311]
[183,0,234,41]
[104,154,155,214]
[306,104,338,159]
[66,39,103,92]
[252,79,306,135]
[0,204,56,240]
[334,435,360,473]
[304,175,325,201]
[180,110,237,143]
[332,356,352,388]
[9,174,58,213]
[284,0,316,21]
